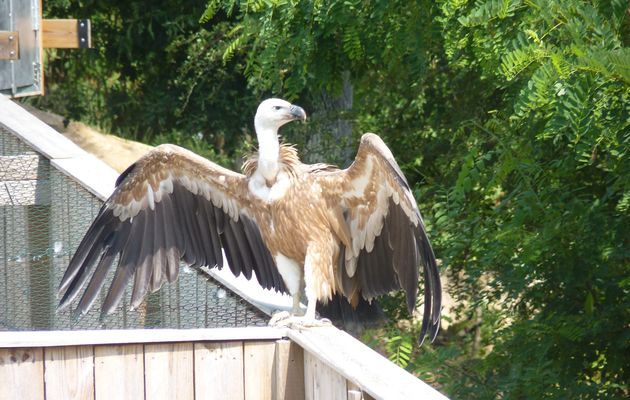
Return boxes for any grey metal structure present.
[0,0,43,97]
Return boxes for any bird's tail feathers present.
[317,294,386,336]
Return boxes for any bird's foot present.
[268,312,332,330]
[268,311,292,326]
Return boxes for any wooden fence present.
[0,327,447,400]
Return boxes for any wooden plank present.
[94,344,144,399]
[303,350,346,400]
[0,327,286,348]
[287,327,448,400]
[347,388,363,400]
[144,342,194,400]
[194,341,244,400]
[304,352,317,400]
[273,339,304,400]
[42,19,91,49]
[0,95,85,159]
[303,351,315,400]
[244,341,276,400]
[0,347,44,400]
[347,381,375,400]
[44,346,94,400]
[324,362,347,400]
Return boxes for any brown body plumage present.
[58,99,441,343]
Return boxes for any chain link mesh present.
[1,126,268,331]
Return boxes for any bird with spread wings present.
[58,98,441,344]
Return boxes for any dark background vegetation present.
[31,0,629,398]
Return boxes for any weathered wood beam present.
[44,346,94,399]
[0,327,286,348]
[145,343,194,399]
[288,326,449,400]
[0,348,45,399]
[42,19,91,49]
[273,340,305,400]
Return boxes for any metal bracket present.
[0,32,19,60]
[77,19,90,49]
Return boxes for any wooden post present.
[144,342,194,400]
[288,326,449,400]
[94,344,145,399]
[303,351,347,400]
[194,341,245,399]
[244,341,276,400]
[0,348,45,400]
[44,346,94,400]
[273,339,305,400]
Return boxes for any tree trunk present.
[306,71,354,166]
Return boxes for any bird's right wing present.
[58,144,286,317]
[321,133,441,344]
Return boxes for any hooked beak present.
[289,105,307,121]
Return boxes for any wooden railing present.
[0,327,447,400]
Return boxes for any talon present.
[269,311,292,327]
[269,315,332,329]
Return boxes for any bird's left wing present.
[58,144,286,317]
[322,133,441,343]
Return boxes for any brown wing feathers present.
[338,196,440,343]
[58,132,440,343]
[57,147,286,317]
[335,134,441,344]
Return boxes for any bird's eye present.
[273,106,282,111]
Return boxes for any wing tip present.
[418,315,441,346]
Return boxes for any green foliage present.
[200,0,435,100]
[385,333,414,368]
[207,0,629,397]
[414,0,630,397]
[31,0,258,166]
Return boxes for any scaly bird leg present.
[268,293,307,326]
[292,294,305,316]
[268,287,330,329]
[269,251,331,329]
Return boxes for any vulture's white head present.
[254,98,307,135]
[253,98,306,181]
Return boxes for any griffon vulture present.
[57,98,441,343]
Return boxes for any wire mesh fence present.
[1,125,268,331]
